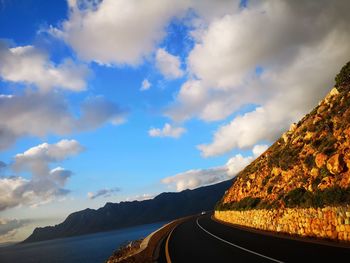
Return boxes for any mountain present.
[23,179,232,243]
[216,61,350,211]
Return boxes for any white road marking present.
[196,218,284,263]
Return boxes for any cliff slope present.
[217,62,350,211]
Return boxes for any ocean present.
[0,222,166,263]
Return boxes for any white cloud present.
[125,193,155,202]
[155,48,184,79]
[87,187,121,199]
[52,0,187,65]
[14,140,83,164]
[140,79,151,91]
[0,176,29,211]
[197,107,277,157]
[0,92,126,150]
[168,0,350,155]
[148,123,186,138]
[189,0,240,23]
[0,42,89,92]
[0,140,83,211]
[162,147,263,191]
[78,96,127,129]
[226,154,253,177]
[0,218,31,243]
[161,166,227,191]
[252,144,268,157]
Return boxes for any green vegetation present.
[283,188,313,207]
[216,186,350,211]
[304,154,315,169]
[335,61,350,87]
[216,197,261,211]
[267,185,273,194]
[320,166,331,178]
[311,133,337,155]
[267,143,302,170]
[262,175,271,186]
[311,176,323,189]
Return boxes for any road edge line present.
[196,218,284,263]
[165,225,177,263]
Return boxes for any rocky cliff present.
[215,62,350,242]
[217,62,350,211]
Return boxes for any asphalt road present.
[158,213,350,263]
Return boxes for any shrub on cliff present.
[335,61,350,87]
[218,186,350,211]
[282,186,350,208]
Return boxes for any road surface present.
[158,213,350,262]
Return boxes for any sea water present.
[0,221,166,263]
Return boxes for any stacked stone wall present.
[215,206,350,241]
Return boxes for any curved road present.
[158,213,350,263]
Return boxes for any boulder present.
[315,153,328,168]
[326,153,344,175]
[344,151,350,170]
[310,168,319,178]
[318,176,335,190]
[304,132,314,141]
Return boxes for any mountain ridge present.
[23,179,232,243]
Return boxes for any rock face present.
[217,82,350,211]
[215,62,350,242]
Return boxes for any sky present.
[0,0,349,244]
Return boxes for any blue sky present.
[0,0,349,243]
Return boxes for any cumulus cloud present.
[87,187,121,199]
[197,107,279,157]
[252,144,268,157]
[148,123,186,138]
[0,218,31,242]
[0,42,89,92]
[161,144,267,191]
[13,139,83,172]
[125,193,155,202]
[140,79,151,91]
[168,0,350,156]
[0,140,83,211]
[226,154,253,177]
[78,96,127,127]
[51,0,187,65]
[0,92,126,150]
[161,166,227,191]
[155,48,184,79]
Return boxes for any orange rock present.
[304,132,314,141]
[317,176,335,191]
[271,167,281,176]
[315,153,328,168]
[343,151,350,170]
[326,154,344,175]
[317,105,328,114]
[248,173,256,180]
[339,170,350,188]
[310,168,319,178]
[343,127,350,139]
[281,170,293,182]
[313,115,322,125]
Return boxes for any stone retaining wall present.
[215,206,350,242]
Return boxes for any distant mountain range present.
[23,179,232,243]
